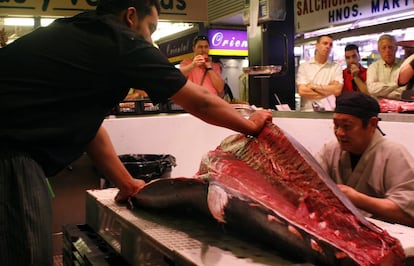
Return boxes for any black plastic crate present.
[162,99,186,113]
[63,224,130,266]
[116,99,161,115]
[115,100,141,115]
[140,99,161,114]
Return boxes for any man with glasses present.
[180,35,225,97]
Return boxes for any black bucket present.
[100,154,176,188]
[119,154,176,182]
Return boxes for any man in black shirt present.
[0,0,272,265]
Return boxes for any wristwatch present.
[206,67,213,71]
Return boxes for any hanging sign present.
[158,31,199,63]
[295,0,414,33]
[160,0,207,22]
[207,29,248,56]
[0,0,207,21]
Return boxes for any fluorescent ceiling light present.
[294,46,302,56]
[4,17,34,26]
[304,23,352,39]
[3,18,192,42]
[337,27,414,45]
[4,17,55,27]
[303,10,414,39]
[357,10,414,28]
[41,18,55,27]
[152,22,193,41]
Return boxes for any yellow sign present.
[0,0,97,17]
[0,0,207,21]
[160,0,207,22]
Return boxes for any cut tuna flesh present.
[132,122,406,265]
[197,122,405,265]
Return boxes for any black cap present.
[335,92,380,119]
[335,92,385,135]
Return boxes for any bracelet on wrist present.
[206,67,212,71]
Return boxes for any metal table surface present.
[85,188,313,266]
[85,188,414,266]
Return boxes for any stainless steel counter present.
[86,189,414,266]
[86,188,311,266]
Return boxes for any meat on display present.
[132,122,406,266]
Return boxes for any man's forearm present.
[207,69,225,95]
[353,76,369,94]
[85,126,134,191]
[310,82,342,96]
[352,192,414,226]
[368,82,401,97]
[298,84,325,99]
[179,63,195,77]
[398,63,414,86]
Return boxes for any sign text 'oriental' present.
[207,29,248,56]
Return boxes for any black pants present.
[0,152,52,266]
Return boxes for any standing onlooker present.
[296,34,343,112]
[0,27,8,47]
[342,44,368,94]
[367,34,405,100]
[180,35,225,97]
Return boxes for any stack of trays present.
[115,99,185,115]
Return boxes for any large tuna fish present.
[132,122,405,265]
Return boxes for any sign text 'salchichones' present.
[295,0,414,33]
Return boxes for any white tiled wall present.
[103,114,414,177]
